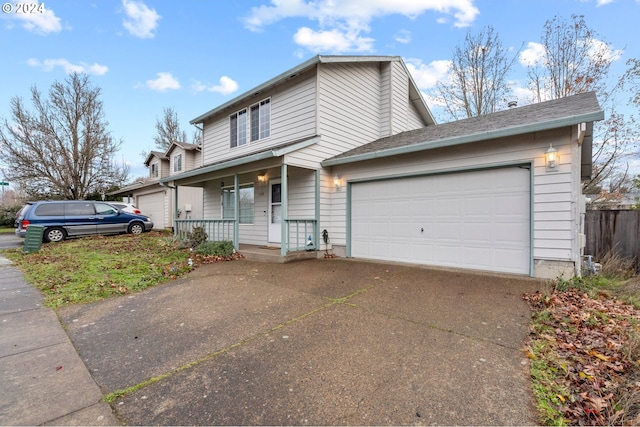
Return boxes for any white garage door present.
[351,167,530,275]
[138,192,166,229]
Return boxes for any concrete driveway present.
[58,258,543,425]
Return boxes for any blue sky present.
[1,0,639,180]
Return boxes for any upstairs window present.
[230,109,247,148]
[230,98,270,148]
[173,154,182,172]
[250,98,271,142]
[151,163,158,178]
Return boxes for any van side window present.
[34,203,64,216]
[66,203,95,216]
[95,203,118,215]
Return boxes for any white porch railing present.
[174,219,235,242]
[286,219,317,251]
[173,218,317,253]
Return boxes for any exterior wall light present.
[545,144,559,169]
[257,173,267,184]
[334,174,342,190]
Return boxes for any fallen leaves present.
[524,289,640,425]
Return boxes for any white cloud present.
[9,1,62,34]
[588,38,623,63]
[192,76,239,95]
[596,0,614,5]
[394,29,411,44]
[293,26,374,52]
[121,0,161,39]
[244,0,479,31]
[146,72,180,91]
[519,42,545,66]
[404,58,451,89]
[243,0,479,52]
[27,58,108,75]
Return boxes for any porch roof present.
[322,92,604,167]
[161,135,320,184]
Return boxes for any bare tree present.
[526,15,616,102]
[153,106,188,152]
[0,73,129,200]
[433,26,521,120]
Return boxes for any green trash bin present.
[23,225,45,253]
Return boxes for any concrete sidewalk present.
[0,255,119,426]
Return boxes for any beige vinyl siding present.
[177,186,203,220]
[330,128,580,265]
[407,101,426,129]
[390,60,409,134]
[201,69,317,166]
[379,62,392,137]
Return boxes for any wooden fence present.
[584,210,640,268]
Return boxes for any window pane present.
[230,114,237,148]
[221,185,254,224]
[237,109,247,146]
[260,99,270,139]
[239,186,254,224]
[250,104,260,142]
[66,203,95,216]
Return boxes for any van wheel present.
[128,222,144,235]
[44,227,66,243]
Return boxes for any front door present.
[268,180,281,243]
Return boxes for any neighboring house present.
[110,142,203,229]
[166,55,603,279]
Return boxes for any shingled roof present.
[322,91,604,166]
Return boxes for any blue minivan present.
[15,200,154,243]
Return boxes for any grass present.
[2,231,195,308]
[0,226,15,234]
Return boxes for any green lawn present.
[2,231,196,308]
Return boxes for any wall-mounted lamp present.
[333,174,342,190]
[257,173,267,184]
[545,144,559,169]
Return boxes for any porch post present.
[280,164,288,256]
[173,184,178,233]
[233,174,239,251]
[315,169,320,252]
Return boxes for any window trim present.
[230,97,270,148]
[173,153,183,172]
[221,182,255,225]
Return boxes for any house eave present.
[162,136,320,183]
[322,110,604,167]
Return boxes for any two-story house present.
[166,55,603,279]
[111,141,204,229]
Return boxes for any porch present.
[174,218,319,259]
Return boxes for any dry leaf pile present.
[524,289,640,425]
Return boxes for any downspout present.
[315,169,320,255]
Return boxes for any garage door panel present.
[351,167,530,275]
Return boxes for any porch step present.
[238,245,317,263]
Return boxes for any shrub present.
[186,226,208,248]
[0,204,22,227]
[194,240,234,257]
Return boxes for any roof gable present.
[144,151,168,166]
[190,55,434,126]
